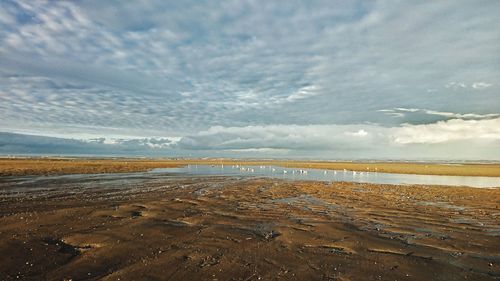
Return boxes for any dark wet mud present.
[0,174,499,280]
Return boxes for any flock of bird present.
[219,165,380,176]
[191,164,380,177]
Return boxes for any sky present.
[0,1,499,160]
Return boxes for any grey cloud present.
[2,1,496,130]
[0,1,499,159]
[177,124,387,151]
[379,107,500,125]
[0,132,176,156]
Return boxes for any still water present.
[154,164,500,188]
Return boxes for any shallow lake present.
[153,164,500,188]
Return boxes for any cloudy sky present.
[1,1,499,159]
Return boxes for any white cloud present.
[228,148,290,154]
[345,129,368,137]
[380,108,500,120]
[394,108,420,112]
[472,82,492,89]
[85,137,177,149]
[285,85,321,102]
[444,82,493,90]
[392,118,500,144]
[445,82,467,89]
[423,110,500,119]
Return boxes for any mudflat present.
[0,174,499,280]
[1,158,500,177]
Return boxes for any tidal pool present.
[154,164,500,188]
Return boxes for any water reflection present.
[157,164,500,188]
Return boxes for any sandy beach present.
[2,158,500,177]
[1,171,499,280]
[3,1,499,280]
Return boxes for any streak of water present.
[154,164,500,188]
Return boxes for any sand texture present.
[1,158,500,177]
[0,174,499,280]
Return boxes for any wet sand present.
[0,159,182,177]
[1,158,500,177]
[0,175,499,280]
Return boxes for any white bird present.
[283,170,288,174]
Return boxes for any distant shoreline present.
[1,157,500,177]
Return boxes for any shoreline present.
[1,158,500,177]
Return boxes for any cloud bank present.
[2,117,499,160]
[393,118,500,144]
